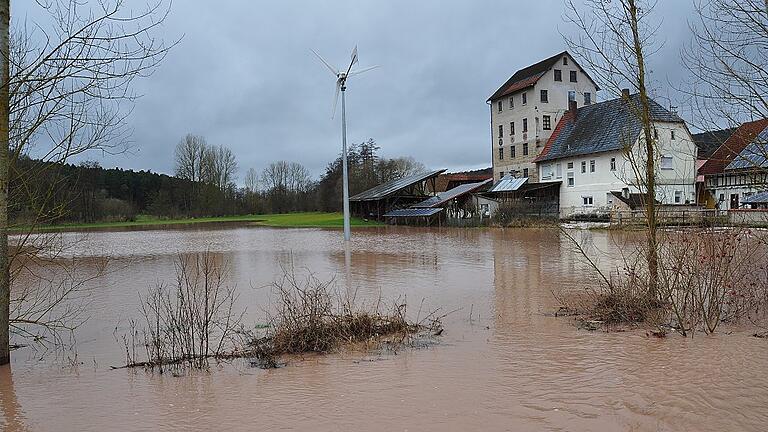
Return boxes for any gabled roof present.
[535,93,684,163]
[726,125,768,170]
[349,169,445,201]
[487,51,599,102]
[698,119,768,175]
[413,179,492,208]
[692,128,737,159]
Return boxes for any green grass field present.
[18,212,383,232]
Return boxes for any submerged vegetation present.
[558,227,768,336]
[118,252,442,372]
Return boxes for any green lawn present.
[18,212,383,232]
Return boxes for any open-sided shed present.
[350,169,446,220]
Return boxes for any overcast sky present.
[15,0,697,182]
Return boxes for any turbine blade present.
[350,45,359,66]
[311,49,339,76]
[331,80,341,119]
[347,65,379,77]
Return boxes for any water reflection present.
[0,366,29,432]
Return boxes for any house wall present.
[537,121,697,217]
[490,53,598,183]
[705,171,768,210]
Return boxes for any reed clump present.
[249,270,441,367]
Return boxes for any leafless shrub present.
[558,227,768,336]
[119,251,245,372]
[249,268,443,368]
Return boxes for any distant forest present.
[9,136,425,225]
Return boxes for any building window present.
[567,162,574,169]
[498,147,504,160]
[654,128,659,139]
[497,101,502,112]
[523,168,529,177]
[590,160,595,173]
[523,142,529,156]
[582,196,593,206]
[674,190,682,204]
[509,97,514,109]
[556,163,562,179]
[568,91,576,103]
[498,124,503,138]
[570,70,577,82]
[567,172,575,187]
[671,130,676,140]
[498,138,503,146]
[563,56,568,65]
[510,121,515,135]
[661,155,673,170]
[610,157,616,171]
[554,69,562,81]
[522,92,527,105]
[540,90,548,103]
[511,145,516,158]
[543,115,551,130]
[522,118,528,132]
[581,161,586,173]
[584,92,591,105]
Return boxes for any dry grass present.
[249,269,442,368]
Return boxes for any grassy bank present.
[16,212,383,232]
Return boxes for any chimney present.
[621,88,630,100]
[568,99,578,116]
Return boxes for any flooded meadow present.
[1,225,767,431]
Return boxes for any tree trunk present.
[0,0,10,365]
[628,0,659,299]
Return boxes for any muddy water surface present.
[1,226,766,431]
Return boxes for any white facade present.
[537,121,698,217]
[490,53,599,182]
[705,172,767,210]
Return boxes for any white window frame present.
[582,196,593,206]
[661,155,673,170]
[522,92,528,105]
[590,160,596,173]
[610,157,616,171]
[509,96,514,109]
[567,172,575,187]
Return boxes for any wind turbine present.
[312,46,378,241]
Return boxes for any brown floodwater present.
[0,225,766,431]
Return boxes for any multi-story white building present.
[487,51,599,182]
[535,92,698,217]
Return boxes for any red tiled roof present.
[699,118,768,175]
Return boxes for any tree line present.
[7,135,425,225]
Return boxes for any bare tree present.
[174,134,208,183]
[564,0,662,297]
[683,0,767,130]
[203,144,238,192]
[244,167,259,193]
[0,0,174,364]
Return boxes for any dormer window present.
[554,69,562,82]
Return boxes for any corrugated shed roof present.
[383,208,443,218]
[726,126,768,170]
[489,176,528,193]
[742,191,768,204]
[349,169,446,201]
[700,119,768,175]
[535,94,684,162]
[487,51,599,102]
[413,179,492,208]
